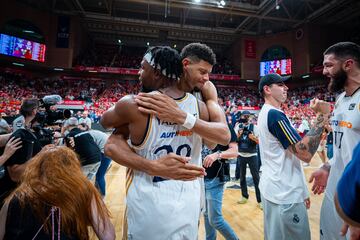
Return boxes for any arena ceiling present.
[15,0,360,47]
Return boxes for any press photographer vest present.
[237,124,257,153]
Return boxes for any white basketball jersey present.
[124,92,202,240]
[320,88,360,240]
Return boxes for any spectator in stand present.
[0,71,338,126]
[89,110,97,123]
[75,111,82,120]
[79,111,92,129]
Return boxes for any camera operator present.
[28,96,72,147]
[235,111,262,208]
[0,99,43,205]
[65,117,101,181]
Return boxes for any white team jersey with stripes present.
[125,92,202,240]
[258,104,309,204]
[320,88,360,240]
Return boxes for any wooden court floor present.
[102,155,325,240]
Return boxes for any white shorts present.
[320,194,348,240]
[126,172,201,240]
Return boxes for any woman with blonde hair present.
[0,146,115,240]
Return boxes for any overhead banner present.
[56,16,70,48]
[311,65,324,73]
[73,66,241,81]
[56,100,85,110]
[245,40,256,59]
[61,100,85,105]
[210,74,241,81]
[73,66,139,74]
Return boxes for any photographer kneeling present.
[235,111,262,208]
[65,118,101,181]
[0,99,42,206]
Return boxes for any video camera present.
[35,95,71,126]
[32,95,71,146]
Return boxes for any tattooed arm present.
[289,113,329,163]
[288,99,331,162]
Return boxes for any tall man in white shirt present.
[309,41,360,240]
[257,73,330,240]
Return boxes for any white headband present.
[143,52,179,80]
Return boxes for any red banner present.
[244,40,256,59]
[311,65,324,73]
[9,101,21,105]
[73,66,139,75]
[60,100,85,105]
[209,74,241,81]
[73,66,241,81]
[237,106,260,110]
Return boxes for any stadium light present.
[194,0,201,3]
[217,1,225,8]
[118,39,122,44]
[174,44,177,48]
[246,80,254,83]
[12,62,24,67]
[302,74,310,79]
[147,42,150,46]
[275,0,280,10]
[54,68,64,71]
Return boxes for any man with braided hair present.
[135,43,230,146]
[102,46,212,239]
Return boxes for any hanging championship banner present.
[245,40,256,59]
[56,16,70,48]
